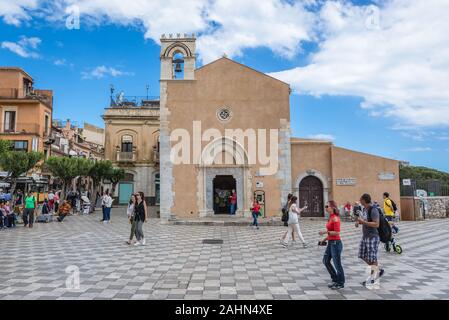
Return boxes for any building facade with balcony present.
[103,102,160,207]
[51,119,104,160]
[0,67,53,157]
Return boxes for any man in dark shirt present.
[356,193,384,288]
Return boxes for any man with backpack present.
[383,192,399,233]
[356,193,388,288]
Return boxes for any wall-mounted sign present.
[378,172,395,181]
[416,189,427,197]
[256,181,264,188]
[336,178,356,186]
[402,179,411,186]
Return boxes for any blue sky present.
[1,0,448,172]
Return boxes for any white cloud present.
[403,147,432,152]
[270,0,449,128]
[1,36,41,58]
[81,65,133,79]
[307,134,335,141]
[3,0,316,64]
[53,58,66,66]
[3,0,449,129]
[0,0,38,26]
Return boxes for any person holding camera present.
[319,201,345,290]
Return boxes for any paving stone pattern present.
[1,209,448,300]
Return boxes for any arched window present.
[121,135,133,152]
[173,52,184,80]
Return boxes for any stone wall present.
[421,197,449,219]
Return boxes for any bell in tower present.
[160,33,196,81]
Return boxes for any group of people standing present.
[0,190,39,229]
[279,191,396,290]
[125,192,148,246]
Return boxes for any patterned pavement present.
[1,208,449,300]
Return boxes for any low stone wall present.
[421,197,449,219]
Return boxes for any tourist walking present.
[126,194,137,245]
[319,201,345,290]
[282,196,308,248]
[102,191,113,224]
[134,192,147,246]
[13,190,23,222]
[23,191,37,228]
[280,193,297,243]
[251,199,261,229]
[48,190,55,212]
[383,192,399,233]
[356,193,384,288]
[229,189,237,215]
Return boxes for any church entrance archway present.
[298,176,324,217]
[213,175,236,214]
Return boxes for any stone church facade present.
[104,34,400,220]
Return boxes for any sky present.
[0,0,448,172]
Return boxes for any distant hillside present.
[400,165,449,184]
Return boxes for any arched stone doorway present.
[197,137,252,217]
[298,176,324,217]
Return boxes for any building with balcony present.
[50,119,104,160]
[0,67,53,158]
[102,98,160,208]
[102,34,400,221]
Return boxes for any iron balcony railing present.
[0,88,52,108]
[110,96,160,108]
[117,151,136,162]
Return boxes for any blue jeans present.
[104,207,111,221]
[230,203,236,215]
[252,212,259,227]
[323,240,345,285]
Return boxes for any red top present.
[252,202,261,213]
[326,214,341,241]
[230,193,237,204]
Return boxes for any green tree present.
[107,167,125,196]
[0,140,11,155]
[45,157,90,199]
[88,160,113,205]
[0,151,44,192]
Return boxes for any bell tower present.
[159,33,196,222]
[160,33,196,80]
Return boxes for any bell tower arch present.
[160,33,196,80]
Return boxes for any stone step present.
[169,217,326,226]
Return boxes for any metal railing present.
[0,88,52,107]
[117,151,136,162]
[400,180,449,197]
[0,122,40,135]
[111,96,160,108]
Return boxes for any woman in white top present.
[282,196,308,248]
[126,194,137,245]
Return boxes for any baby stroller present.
[81,196,91,215]
[385,220,402,254]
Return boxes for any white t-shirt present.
[103,195,113,208]
[288,203,299,224]
[127,203,135,217]
[48,193,54,200]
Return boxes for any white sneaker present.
[134,241,141,246]
[141,238,146,245]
